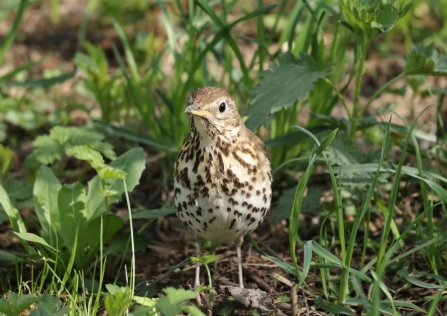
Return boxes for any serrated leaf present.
[66,145,104,169]
[86,148,145,221]
[33,165,61,243]
[132,296,157,308]
[26,126,116,168]
[4,292,40,316]
[245,52,330,130]
[404,43,447,76]
[33,293,69,316]
[340,1,410,37]
[97,165,127,180]
[191,254,219,265]
[155,287,198,316]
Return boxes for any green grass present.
[1,0,447,315]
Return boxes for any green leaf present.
[33,293,69,316]
[103,233,149,256]
[132,296,157,308]
[14,232,55,250]
[0,249,25,263]
[86,214,123,258]
[0,184,27,234]
[315,296,353,315]
[404,43,447,76]
[26,126,116,167]
[104,286,132,316]
[66,145,104,169]
[191,254,219,265]
[2,292,40,316]
[58,182,88,267]
[245,52,330,130]
[33,165,61,243]
[0,144,13,178]
[340,1,410,37]
[0,67,76,88]
[86,148,145,220]
[155,287,200,316]
[129,208,176,220]
[269,186,322,223]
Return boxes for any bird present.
[173,86,272,288]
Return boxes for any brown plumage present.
[174,87,272,288]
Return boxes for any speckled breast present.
[174,135,272,244]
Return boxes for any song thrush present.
[174,87,272,288]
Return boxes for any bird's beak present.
[185,103,214,118]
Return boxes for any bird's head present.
[186,87,242,139]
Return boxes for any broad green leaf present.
[405,43,447,76]
[0,184,27,234]
[245,52,330,130]
[58,182,88,267]
[14,232,55,250]
[33,165,61,243]
[86,214,123,258]
[104,233,149,257]
[86,148,145,220]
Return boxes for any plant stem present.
[349,34,370,141]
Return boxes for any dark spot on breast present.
[227,207,231,212]
[208,208,213,213]
[180,167,191,189]
[246,213,251,220]
[256,190,261,196]
[242,201,247,207]
[229,219,236,229]
[196,208,202,217]
[246,192,251,198]
[247,204,253,210]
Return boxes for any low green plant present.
[0,128,146,286]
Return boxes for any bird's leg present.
[194,235,202,288]
[235,236,244,288]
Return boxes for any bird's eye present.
[219,102,226,113]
